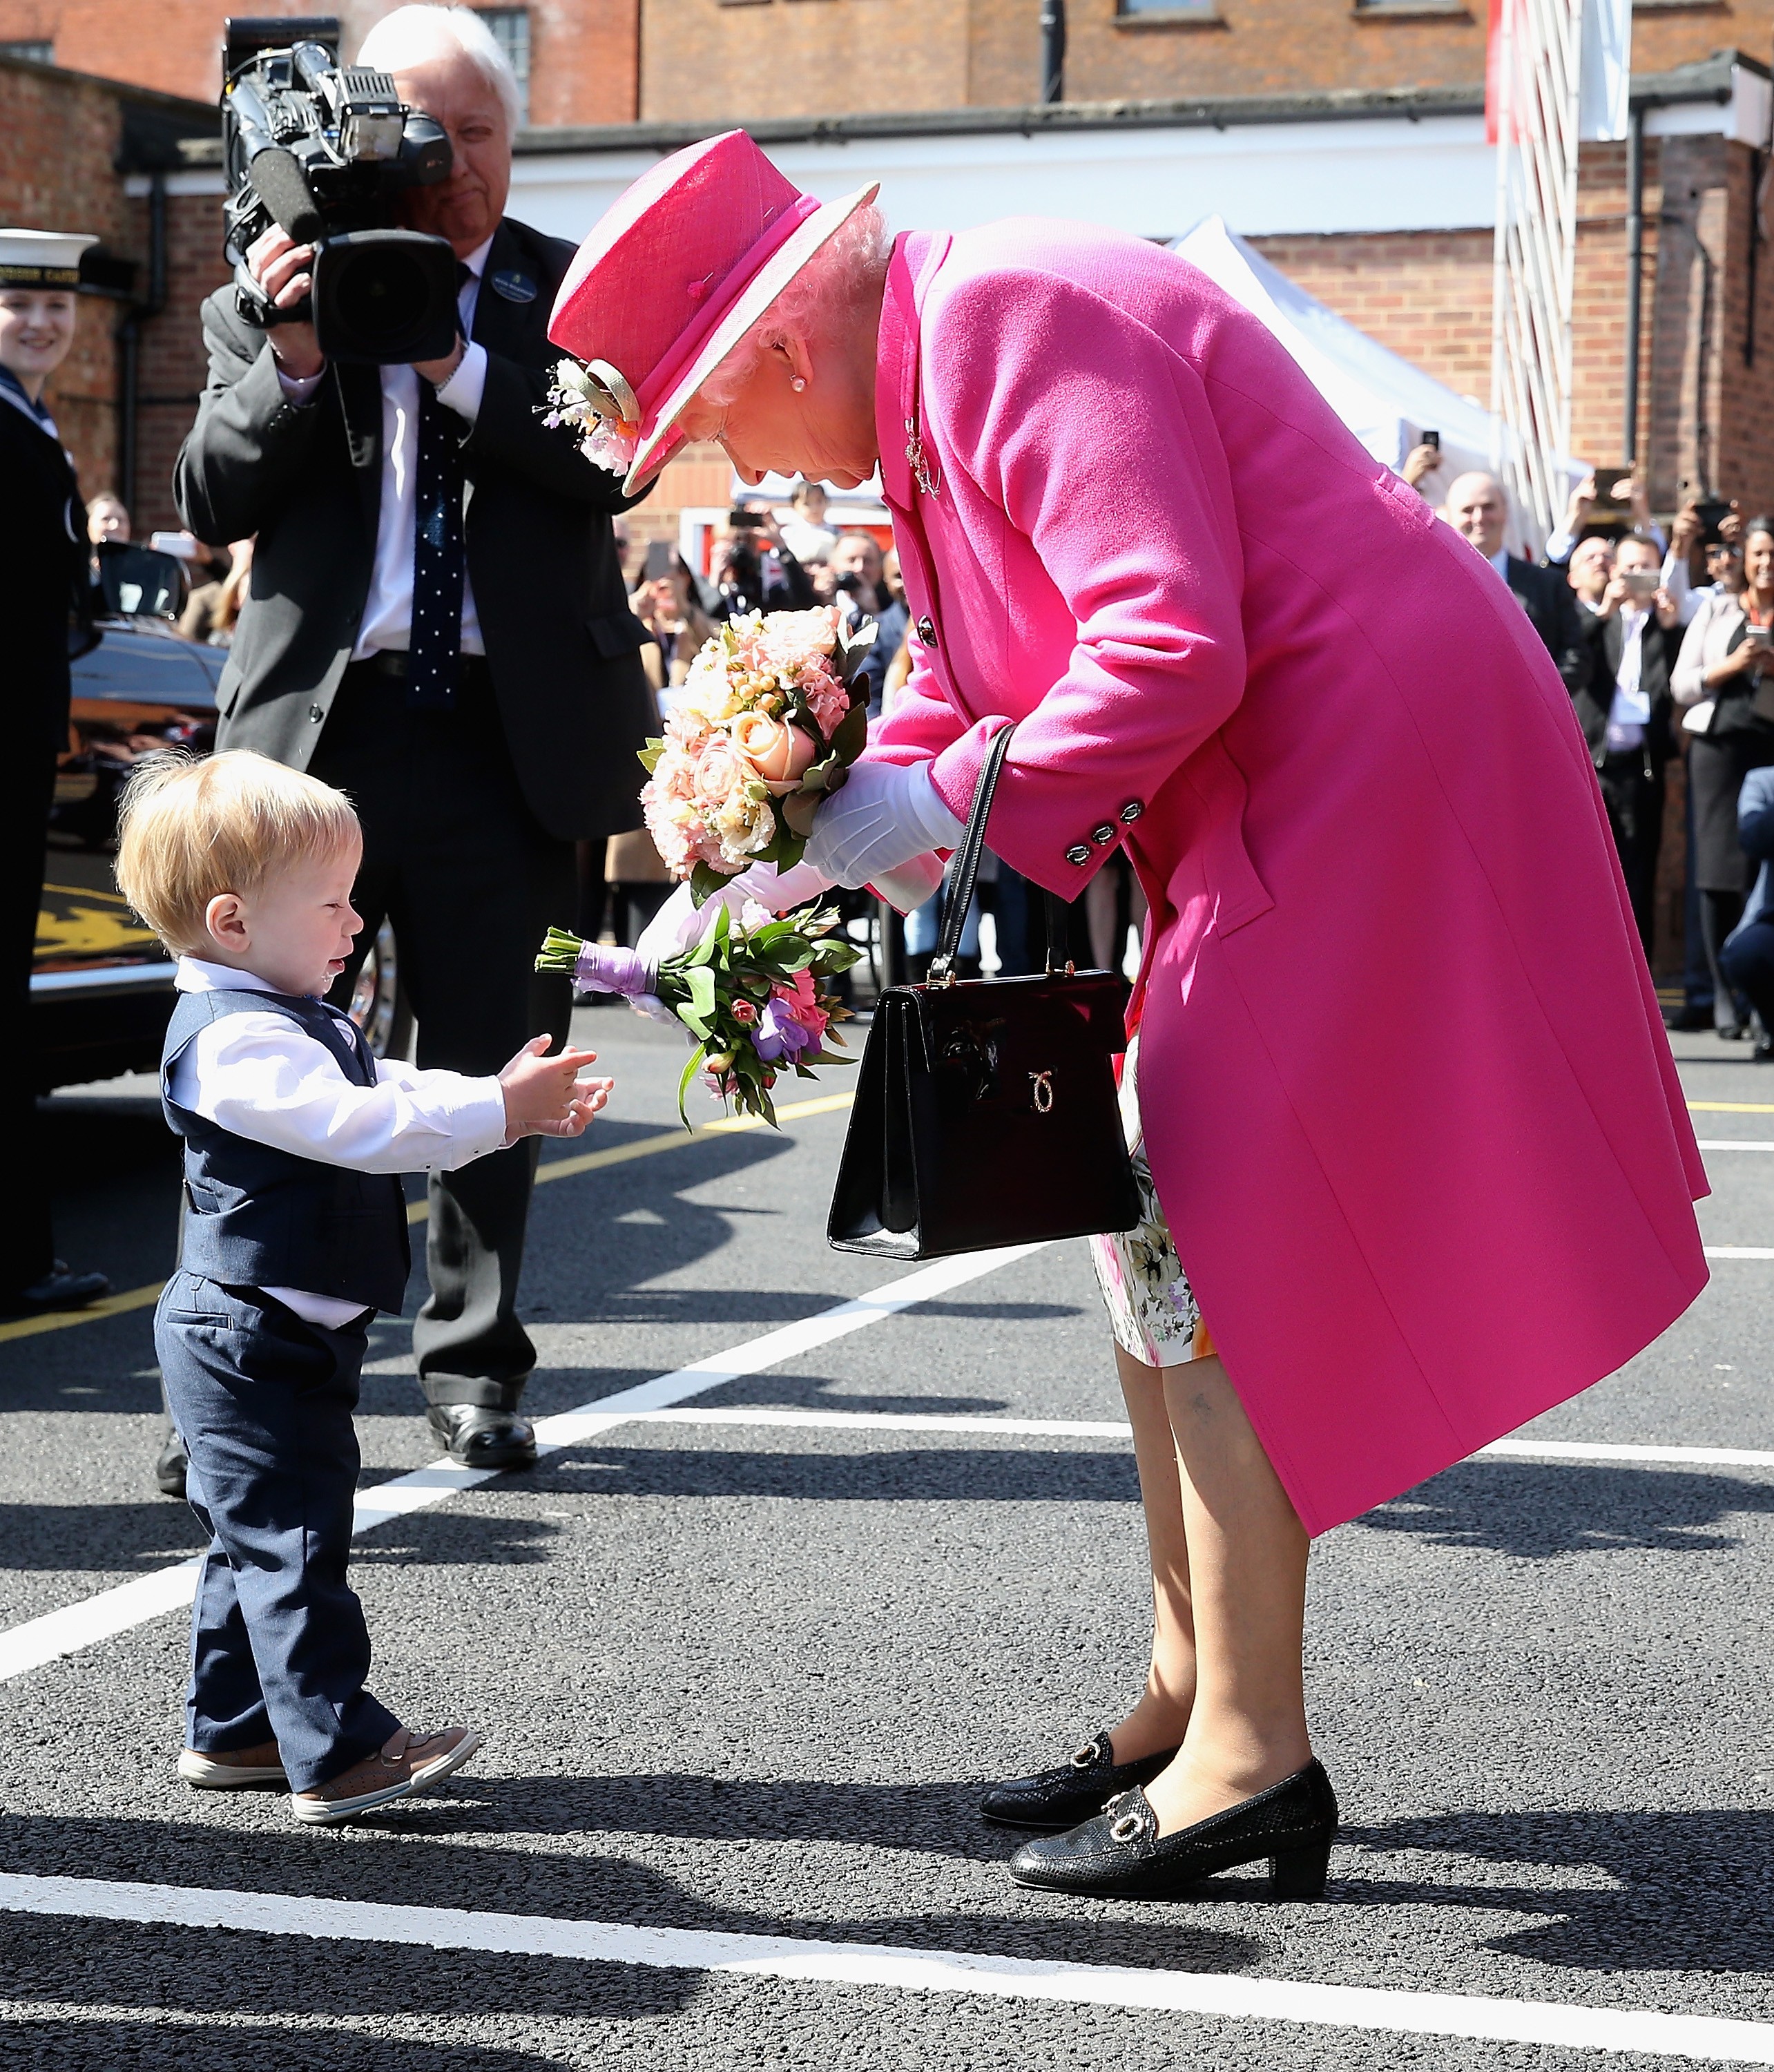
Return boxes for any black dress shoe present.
[980,1729,1182,1831]
[0,1263,111,1316]
[1007,1759,1338,1901]
[154,1428,189,1501]
[426,1403,537,1470]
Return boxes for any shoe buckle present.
[1109,1810,1143,1844]
[1070,1737,1103,1770]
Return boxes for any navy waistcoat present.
[162,988,412,1315]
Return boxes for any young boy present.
[115,750,610,1825]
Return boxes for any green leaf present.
[637,738,664,774]
[683,964,717,1027]
[688,861,728,909]
[675,1042,708,1129]
[829,697,869,767]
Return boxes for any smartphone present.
[1420,430,1440,452]
[643,539,674,582]
[727,507,762,528]
[1695,497,1733,546]
[1746,625,1773,649]
[1621,568,1661,600]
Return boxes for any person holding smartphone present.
[1575,536,1683,953]
[1673,515,1774,1035]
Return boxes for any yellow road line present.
[0,1090,856,1345]
[1688,1102,1774,1113]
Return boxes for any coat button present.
[915,615,936,644]
[308,704,325,722]
[1119,799,1144,823]
[1063,843,1092,866]
[1091,823,1116,845]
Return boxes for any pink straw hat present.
[548,130,878,495]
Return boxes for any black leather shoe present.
[0,1263,110,1316]
[1007,1759,1338,1901]
[154,1428,189,1501]
[426,1403,537,1470]
[980,1729,1182,1831]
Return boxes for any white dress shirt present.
[1605,604,1651,752]
[275,234,492,659]
[170,957,509,1325]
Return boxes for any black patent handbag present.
[827,726,1141,1260]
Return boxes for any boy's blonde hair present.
[115,750,360,956]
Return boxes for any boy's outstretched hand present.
[499,1037,613,1140]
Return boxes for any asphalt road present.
[2,1008,1773,2069]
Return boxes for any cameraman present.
[710,506,815,620]
[174,4,653,1475]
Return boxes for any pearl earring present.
[790,376,807,392]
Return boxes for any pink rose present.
[690,734,749,808]
[731,711,818,785]
[731,999,759,1026]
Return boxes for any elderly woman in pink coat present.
[549,132,1706,1905]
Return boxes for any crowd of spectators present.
[1405,446,1774,1046]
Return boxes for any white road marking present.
[0,1245,1048,1683]
[1478,1438,1774,1468]
[1,1874,1771,2064]
[1697,1140,1774,1151]
[1704,1248,1774,1259]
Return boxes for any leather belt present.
[351,650,492,687]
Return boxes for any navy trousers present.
[1722,917,1774,1033]
[156,1273,398,1793]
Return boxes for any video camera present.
[220,15,461,364]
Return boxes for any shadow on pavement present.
[539,1446,1140,1504]
[1347,1809,1774,1974]
[1356,1460,1774,1557]
[0,1812,1264,1979]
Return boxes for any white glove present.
[732,858,836,911]
[803,759,965,888]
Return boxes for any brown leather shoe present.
[290,1725,483,1825]
[178,1738,287,1787]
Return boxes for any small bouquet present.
[537,902,860,1126]
[639,606,875,908]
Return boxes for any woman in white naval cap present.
[0,228,111,1314]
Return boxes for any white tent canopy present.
[1170,215,1588,552]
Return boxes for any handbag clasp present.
[1030,1069,1055,1114]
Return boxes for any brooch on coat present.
[904,413,941,498]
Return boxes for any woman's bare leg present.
[1139,1353,1312,1836]
[1105,1343,1197,1761]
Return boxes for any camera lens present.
[334,246,428,344]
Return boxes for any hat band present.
[0,264,79,286]
[633,191,823,424]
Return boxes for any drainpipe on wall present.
[1623,103,1645,468]
[1041,0,1066,106]
[114,169,167,517]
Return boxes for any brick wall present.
[0,1,640,123]
[1,55,226,532]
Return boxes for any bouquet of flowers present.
[639,606,875,907]
[536,901,860,1126]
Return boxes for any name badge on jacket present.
[490,269,537,304]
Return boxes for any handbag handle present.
[928,727,1076,985]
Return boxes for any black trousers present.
[313,661,575,1408]
[1597,751,1665,959]
[159,1273,398,1791]
[0,739,59,1291]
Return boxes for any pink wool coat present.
[869,224,1708,1535]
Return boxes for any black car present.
[34,544,408,1091]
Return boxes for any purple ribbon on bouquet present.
[574,943,656,998]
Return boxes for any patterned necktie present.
[407,267,470,710]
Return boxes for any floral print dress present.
[1089,1032,1217,1368]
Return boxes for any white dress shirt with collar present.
[169,957,510,1325]
[274,233,493,660]
[1605,604,1652,752]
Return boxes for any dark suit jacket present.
[173,216,654,842]
[1575,604,1681,767]
[1505,556,1588,698]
